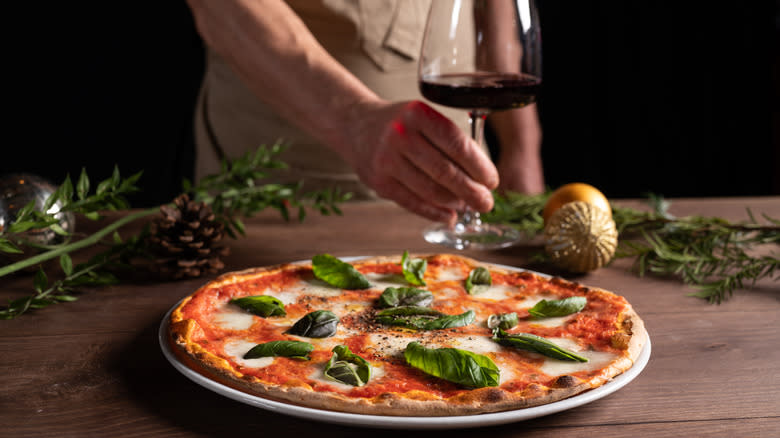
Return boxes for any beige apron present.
[193,0,471,199]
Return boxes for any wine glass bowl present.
[419,0,542,250]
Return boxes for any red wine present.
[419,73,540,111]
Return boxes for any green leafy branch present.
[186,143,351,238]
[482,190,549,238]
[1,143,351,319]
[0,166,142,255]
[2,230,149,319]
[485,192,779,303]
[614,203,779,303]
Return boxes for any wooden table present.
[2,197,778,437]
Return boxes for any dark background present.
[4,2,778,207]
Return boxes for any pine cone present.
[146,194,229,280]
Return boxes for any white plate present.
[159,258,651,429]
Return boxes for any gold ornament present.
[544,201,618,273]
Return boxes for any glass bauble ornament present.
[0,173,76,249]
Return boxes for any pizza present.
[167,253,646,416]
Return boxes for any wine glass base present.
[423,222,523,250]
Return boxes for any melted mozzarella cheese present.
[325,299,375,318]
[528,315,572,328]
[437,287,461,299]
[280,278,345,298]
[367,332,503,357]
[364,273,407,291]
[514,295,547,308]
[264,291,299,305]
[223,340,275,369]
[477,284,513,301]
[436,265,465,281]
[538,337,618,376]
[212,307,255,330]
[447,334,504,354]
[367,334,414,357]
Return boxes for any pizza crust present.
[168,254,647,416]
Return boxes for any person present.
[185,0,544,225]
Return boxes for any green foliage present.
[186,143,351,238]
[400,250,427,286]
[528,296,587,318]
[486,192,779,303]
[1,144,352,319]
[465,266,492,295]
[481,190,548,238]
[492,329,589,362]
[312,253,371,289]
[403,342,500,388]
[243,340,314,360]
[616,208,780,304]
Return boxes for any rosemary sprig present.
[1,143,351,318]
[615,208,779,303]
[481,190,549,238]
[486,192,779,303]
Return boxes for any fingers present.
[408,101,499,190]
[373,178,457,224]
[349,100,500,221]
[394,102,496,212]
[402,130,494,212]
[387,152,466,212]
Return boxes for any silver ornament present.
[0,173,76,247]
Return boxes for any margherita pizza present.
[167,253,646,416]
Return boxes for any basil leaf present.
[324,345,371,386]
[377,287,434,308]
[404,342,500,388]
[465,267,492,295]
[230,295,286,317]
[286,310,339,338]
[401,251,426,286]
[375,306,443,329]
[487,312,519,330]
[528,296,587,318]
[376,307,475,330]
[312,254,371,289]
[244,340,313,360]
[492,329,588,362]
[425,310,475,330]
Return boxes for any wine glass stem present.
[460,110,489,229]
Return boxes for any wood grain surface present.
[1,197,778,437]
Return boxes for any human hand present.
[341,100,499,224]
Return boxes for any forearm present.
[489,105,545,194]
[187,0,501,221]
[186,0,379,156]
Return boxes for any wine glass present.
[419,0,542,250]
